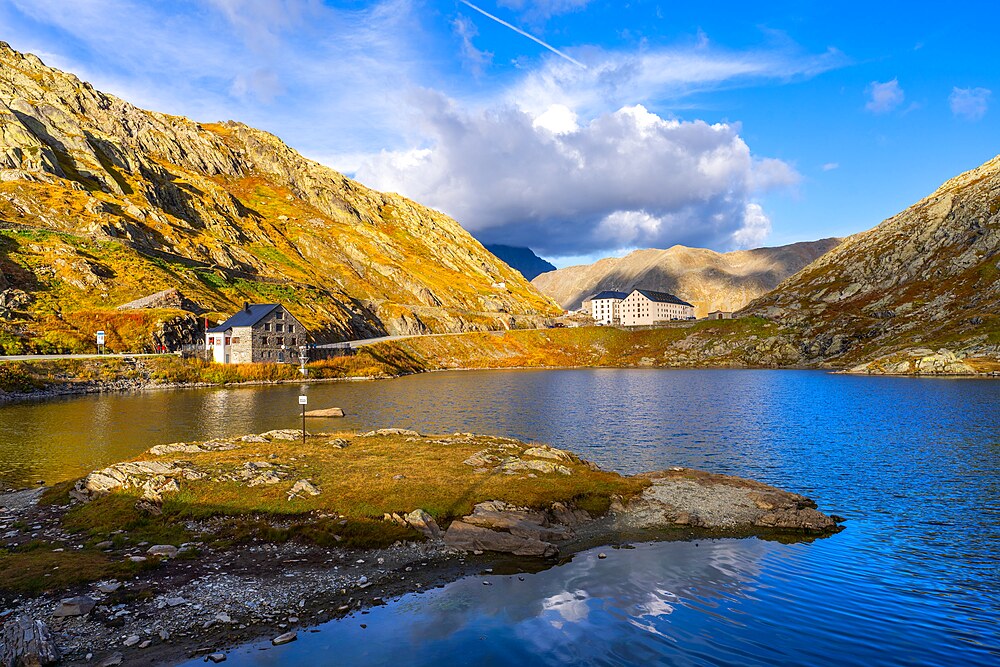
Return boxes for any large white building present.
[589,290,628,324]
[619,289,695,326]
[588,288,695,326]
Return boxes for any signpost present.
[96,330,106,354]
[298,394,308,443]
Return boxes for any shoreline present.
[3,359,998,408]
[0,430,843,666]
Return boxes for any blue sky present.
[2,1,998,266]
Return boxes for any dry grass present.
[43,432,649,560]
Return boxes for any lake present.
[2,369,998,664]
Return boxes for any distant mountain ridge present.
[742,153,1000,371]
[532,239,841,318]
[484,244,557,281]
[0,42,557,352]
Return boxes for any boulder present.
[403,509,441,540]
[443,521,557,558]
[0,616,61,666]
[146,544,179,559]
[304,407,344,418]
[287,479,321,500]
[262,429,306,441]
[522,446,572,462]
[271,631,297,646]
[496,457,571,476]
[461,502,571,542]
[148,441,238,456]
[52,596,96,618]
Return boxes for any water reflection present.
[3,369,999,663]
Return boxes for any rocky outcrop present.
[533,239,841,316]
[0,41,558,348]
[743,154,1000,368]
[615,468,840,534]
[444,520,558,557]
[1,615,61,666]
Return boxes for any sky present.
[2,1,999,267]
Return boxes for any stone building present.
[206,303,307,364]
[618,289,695,326]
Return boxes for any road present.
[0,353,163,362]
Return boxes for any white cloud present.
[453,14,493,75]
[865,78,904,114]
[949,87,991,121]
[532,104,579,134]
[506,45,845,120]
[821,162,839,171]
[357,97,797,256]
[497,0,592,23]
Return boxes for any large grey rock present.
[52,596,96,617]
[443,520,558,558]
[262,429,307,441]
[403,509,441,540]
[1,615,61,666]
[146,544,178,558]
[271,631,297,646]
[461,502,571,542]
[287,479,321,500]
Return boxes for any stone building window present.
[276,324,284,332]
[264,323,271,331]
[276,311,284,320]
[262,337,268,345]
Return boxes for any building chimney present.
[243,301,250,313]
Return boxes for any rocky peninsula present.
[1,429,842,666]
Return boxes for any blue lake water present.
[1,369,998,664]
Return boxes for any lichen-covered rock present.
[403,509,441,540]
[287,479,321,500]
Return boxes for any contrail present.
[459,0,587,69]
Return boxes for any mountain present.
[0,43,558,353]
[742,154,1000,372]
[484,244,556,281]
[531,239,841,318]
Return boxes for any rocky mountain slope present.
[532,239,840,317]
[0,42,557,353]
[743,154,1000,373]
[484,244,556,281]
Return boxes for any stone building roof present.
[207,303,279,332]
[631,289,694,308]
[591,290,629,301]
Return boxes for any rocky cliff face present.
[743,154,1000,372]
[0,42,557,352]
[532,239,840,317]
